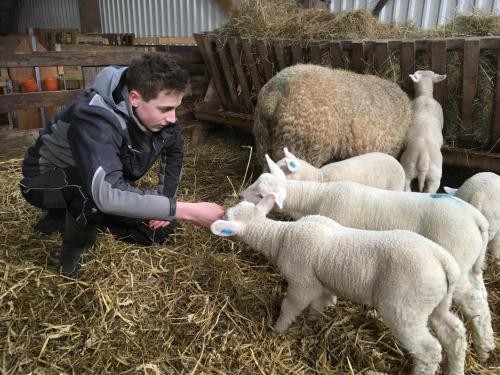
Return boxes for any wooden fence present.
[0,47,208,123]
[193,32,500,172]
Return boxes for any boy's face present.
[129,89,184,132]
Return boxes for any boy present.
[20,53,225,277]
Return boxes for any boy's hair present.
[126,53,190,101]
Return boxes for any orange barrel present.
[20,77,39,93]
[42,77,59,91]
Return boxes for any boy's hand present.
[176,202,225,228]
[149,220,170,229]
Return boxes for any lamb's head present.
[409,70,446,95]
[241,154,287,208]
[275,147,315,180]
[211,194,276,237]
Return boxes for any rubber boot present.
[34,209,66,235]
[59,212,97,277]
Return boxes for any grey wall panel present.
[99,0,227,37]
[17,0,81,32]
[330,0,498,29]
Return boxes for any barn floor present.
[0,124,498,374]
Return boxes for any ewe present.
[212,195,466,375]
[400,70,446,192]
[242,155,494,361]
[254,64,411,168]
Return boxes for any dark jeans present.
[19,168,178,245]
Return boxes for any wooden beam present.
[0,50,203,68]
[193,101,254,132]
[442,146,500,173]
[215,0,235,14]
[79,0,101,33]
[372,0,390,16]
[0,90,84,112]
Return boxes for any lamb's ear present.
[256,193,276,214]
[275,189,286,209]
[265,154,287,180]
[432,73,447,83]
[211,220,241,237]
[443,186,458,195]
[409,73,419,82]
[283,147,299,173]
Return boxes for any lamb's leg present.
[382,312,442,375]
[453,274,495,361]
[488,231,500,265]
[309,289,337,321]
[424,177,441,194]
[429,305,466,375]
[404,177,413,192]
[273,286,321,334]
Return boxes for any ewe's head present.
[211,194,276,237]
[275,147,313,180]
[242,154,287,208]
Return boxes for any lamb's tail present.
[417,151,430,192]
[431,245,461,295]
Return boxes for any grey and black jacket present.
[22,66,182,221]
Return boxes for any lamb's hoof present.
[475,346,492,362]
[265,327,280,338]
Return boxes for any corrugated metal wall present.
[16,0,500,36]
[331,0,500,29]
[99,0,227,37]
[17,0,81,32]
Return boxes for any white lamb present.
[242,155,495,361]
[212,195,466,375]
[400,70,446,193]
[444,172,500,265]
[276,147,405,190]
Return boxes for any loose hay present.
[0,126,498,374]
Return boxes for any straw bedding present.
[0,125,498,374]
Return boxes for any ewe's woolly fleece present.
[254,64,412,167]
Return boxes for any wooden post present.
[191,79,219,147]
[461,38,480,148]
[490,48,500,152]
[400,40,416,97]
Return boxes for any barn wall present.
[17,0,80,32]
[331,0,500,29]
[99,0,227,37]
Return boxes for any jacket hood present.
[91,66,148,131]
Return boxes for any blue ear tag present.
[221,229,235,235]
[289,161,297,168]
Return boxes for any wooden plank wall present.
[194,33,500,154]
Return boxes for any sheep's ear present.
[211,220,241,237]
[443,186,458,195]
[275,190,286,209]
[265,154,287,180]
[432,74,447,83]
[283,147,299,173]
[257,194,276,214]
[409,73,419,82]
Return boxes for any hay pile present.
[215,2,500,148]
[0,126,498,374]
[216,1,500,40]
